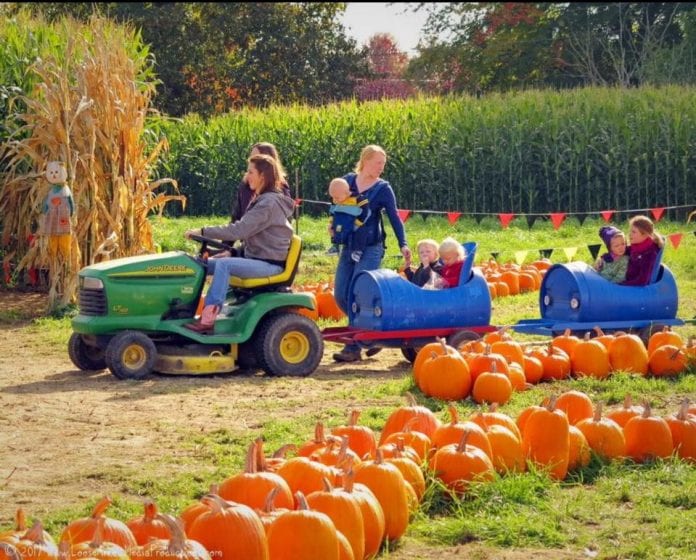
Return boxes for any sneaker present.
[332,348,362,362]
[351,250,363,262]
[326,246,340,256]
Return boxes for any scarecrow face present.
[46,161,67,184]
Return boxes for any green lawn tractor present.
[68,234,323,380]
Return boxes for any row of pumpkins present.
[292,257,553,321]
[2,393,695,560]
[414,326,695,403]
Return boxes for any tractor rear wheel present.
[400,347,418,363]
[105,330,157,380]
[68,333,107,371]
[254,313,323,377]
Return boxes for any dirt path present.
[0,291,578,559]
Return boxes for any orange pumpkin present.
[67,519,129,560]
[521,397,570,480]
[275,456,337,500]
[126,500,171,546]
[530,344,571,381]
[592,326,615,351]
[340,472,385,559]
[9,523,58,560]
[428,431,495,494]
[576,403,626,460]
[571,333,610,379]
[665,399,696,462]
[431,406,493,459]
[649,345,687,377]
[491,339,525,366]
[609,333,649,375]
[605,395,642,428]
[555,390,594,426]
[478,420,525,473]
[468,346,510,384]
[418,339,471,400]
[131,514,211,560]
[471,404,522,442]
[647,326,683,356]
[567,426,591,471]
[0,544,20,560]
[551,329,581,360]
[331,409,377,460]
[60,496,136,548]
[522,353,544,384]
[382,420,432,462]
[379,393,440,444]
[316,289,345,321]
[624,402,673,462]
[471,365,513,405]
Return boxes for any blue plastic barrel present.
[349,266,492,331]
[540,261,678,323]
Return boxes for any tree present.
[354,33,415,100]
[7,2,368,115]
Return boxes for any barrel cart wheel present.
[254,313,324,377]
[400,347,418,363]
[105,330,157,380]
[446,329,481,352]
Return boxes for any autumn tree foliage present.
[354,33,415,101]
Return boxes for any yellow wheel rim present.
[279,331,310,364]
[122,343,147,370]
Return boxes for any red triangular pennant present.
[397,209,411,223]
[650,207,665,221]
[668,232,683,249]
[447,212,462,225]
[600,210,614,222]
[498,213,515,229]
[550,212,566,230]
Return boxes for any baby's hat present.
[599,226,621,250]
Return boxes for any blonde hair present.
[439,237,465,259]
[328,177,350,199]
[629,215,664,248]
[355,145,387,173]
[416,238,439,253]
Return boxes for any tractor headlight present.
[374,305,382,317]
[82,277,104,290]
[570,297,580,310]
[543,295,552,306]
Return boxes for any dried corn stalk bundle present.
[0,16,184,310]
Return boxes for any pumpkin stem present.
[456,430,471,452]
[23,521,48,545]
[488,403,499,413]
[313,422,326,443]
[677,399,689,421]
[245,439,259,474]
[321,476,334,492]
[14,509,26,532]
[405,392,417,406]
[89,517,105,548]
[641,401,652,418]
[295,492,309,510]
[583,332,591,341]
[375,448,385,465]
[593,326,605,336]
[91,496,112,518]
[623,394,633,409]
[545,395,558,411]
[348,409,361,427]
[143,499,158,522]
[272,443,297,459]
[342,469,355,493]
[593,403,603,422]
[155,514,187,553]
[437,337,448,352]
[447,404,459,425]
[262,488,280,513]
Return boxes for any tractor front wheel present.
[68,333,107,371]
[105,330,157,380]
[254,313,323,377]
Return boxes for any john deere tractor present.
[68,234,323,380]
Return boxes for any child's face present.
[329,181,350,203]
[610,235,626,256]
[440,249,459,266]
[418,244,438,265]
[629,225,649,245]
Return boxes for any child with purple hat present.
[594,225,629,283]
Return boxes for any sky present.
[339,2,431,56]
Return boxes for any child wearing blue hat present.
[594,225,629,283]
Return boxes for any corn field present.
[152,86,696,218]
[0,16,182,310]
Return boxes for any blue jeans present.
[204,257,283,307]
[334,243,384,353]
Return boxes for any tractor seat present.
[229,234,302,289]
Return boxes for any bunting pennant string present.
[447,212,462,225]
[651,207,665,222]
[526,215,538,229]
[490,252,500,261]
[563,247,578,262]
[600,210,615,222]
[539,249,553,259]
[668,232,683,249]
[514,250,529,265]
[550,213,567,230]
[397,209,411,223]
[499,213,516,229]
[587,243,602,260]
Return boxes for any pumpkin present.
[522,353,544,384]
[219,439,294,510]
[179,486,218,534]
[499,270,520,295]
[471,364,513,405]
[571,333,610,379]
[491,339,525,366]
[555,390,594,426]
[275,456,337,501]
[306,478,364,560]
[428,431,495,494]
[312,437,361,470]
[132,514,211,560]
[340,471,385,559]
[316,288,345,321]
[530,344,571,381]
[521,396,570,480]
[9,523,58,560]
[516,399,549,436]
[267,492,338,560]
[495,281,510,297]
[293,293,319,321]
[381,420,432,462]
[482,327,512,345]
[378,393,440,444]
[609,334,649,375]
[67,519,129,560]
[647,326,683,356]
[567,426,591,471]
[298,422,338,457]
[605,395,642,428]
[551,329,581,360]
[383,445,426,501]
[471,404,522,442]
[413,340,449,385]
[377,437,421,464]
[336,532,355,560]
[255,488,289,536]
[354,450,410,541]
[60,497,136,548]
[592,326,615,351]
[506,362,528,391]
[468,345,510,384]
[418,339,471,401]
[126,500,171,546]
[649,345,687,377]
[331,409,377,460]
[477,419,525,473]
[0,544,20,560]
[665,399,696,462]
[0,510,50,545]
[575,403,625,460]
[188,495,269,560]
[624,402,673,462]
[431,406,493,459]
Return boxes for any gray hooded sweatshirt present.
[203,191,294,263]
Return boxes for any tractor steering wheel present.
[188,234,236,258]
